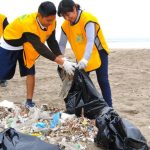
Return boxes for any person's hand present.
[56,55,64,59]
[77,58,88,69]
[58,57,68,68]
[63,59,77,75]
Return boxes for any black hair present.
[38,1,56,17]
[58,0,80,17]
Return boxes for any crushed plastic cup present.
[50,112,61,129]
[36,122,46,128]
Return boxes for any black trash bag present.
[94,108,149,150]
[58,67,108,119]
[0,128,60,150]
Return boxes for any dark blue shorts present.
[0,47,35,80]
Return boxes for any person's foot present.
[25,101,35,109]
[0,80,8,87]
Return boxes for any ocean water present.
[107,38,150,49]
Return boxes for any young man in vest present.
[0,1,76,108]
[0,13,9,87]
[58,0,112,107]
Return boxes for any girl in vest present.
[58,0,112,107]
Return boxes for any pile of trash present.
[0,100,97,150]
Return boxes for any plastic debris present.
[50,112,61,129]
[0,102,97,150]
[0,100,15,108]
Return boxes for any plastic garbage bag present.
[94,108,149,150]
[57,66,73,99]
[0,128,60,150]
[58,67,108,119]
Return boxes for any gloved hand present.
[63,59,77,75]
[58,57,68,68]
[77,58,88,69]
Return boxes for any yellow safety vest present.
[4,13,56,68]
[62,11,110,71]
[0,14,6,37]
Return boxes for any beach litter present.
[0,100,97,150]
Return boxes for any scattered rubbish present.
[50,112,61,129]
[0,100,15,108]
[36,122,46,128]
[0,101,97,149]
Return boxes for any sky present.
[0,0,150,48]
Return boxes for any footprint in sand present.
[122,109,139,115]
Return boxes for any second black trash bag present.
[94,108,149,150]
[58,67,108,119]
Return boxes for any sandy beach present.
[0,48,150,149]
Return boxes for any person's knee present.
[27,74,35,80]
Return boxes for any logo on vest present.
[76,34,84,43]
[19,14,29,21]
